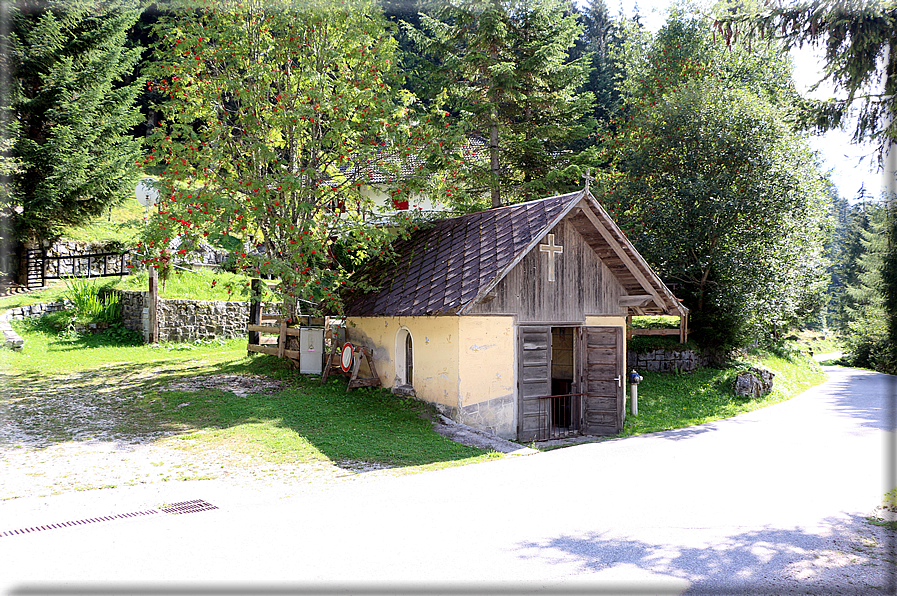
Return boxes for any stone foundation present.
[627,347,710,373]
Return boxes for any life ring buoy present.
[339,342,354,373]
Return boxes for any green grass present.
[630,315,680,329]
[1,319,491,471]
[620,349,828,437]
[60,199,145,246]
[788,329,843,356]
[111,268,276,302]
[0,282,70,313]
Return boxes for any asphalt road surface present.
[1,365,894,595]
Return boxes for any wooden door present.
[517,326,551,442]
[581,326,624,435]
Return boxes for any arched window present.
[395,327,414,387]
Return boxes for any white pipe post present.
[631,383,638,416]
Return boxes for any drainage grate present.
[0,498,219,538]
[0,509,159,538]
[158,499,218,515]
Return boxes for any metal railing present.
[26,249,135,287]
[537,393,583,441]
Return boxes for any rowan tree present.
[142,0,452,316]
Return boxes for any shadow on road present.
[515,513,896,595]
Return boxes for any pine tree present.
[841,201,890,370]
[577,0,621,126]
[411,0,594,207]
[7,0,144,247]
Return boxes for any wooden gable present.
[343,190,687,320]
[466,218,626,321]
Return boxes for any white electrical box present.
[299,328,325,375]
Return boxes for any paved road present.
[0,365,894,595]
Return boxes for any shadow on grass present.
[514,513,896,595]
[1,353,487,470]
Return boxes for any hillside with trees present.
[1,0,892,370]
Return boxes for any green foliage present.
[628,335,701,354]
[63,277,121,324]
[410,0,595,206]
[620,349,827,436]
[597,11,832,350]
[630,315,679,329]
[7,0,144,244]
[839,201,894,372]
[143,0,450,316]
[716,0,897,156]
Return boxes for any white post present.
[630,383,638,416]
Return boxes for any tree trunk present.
[490,118,501,208]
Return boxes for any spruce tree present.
[8,0,144,246]
[411,0,594,207]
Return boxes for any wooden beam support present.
[619,295,654,308]
[576,202,665,309]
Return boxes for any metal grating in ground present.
[0,498,218,538]
[0,509,159,537]
[158,499,218,515]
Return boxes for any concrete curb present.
[433,414,538,456]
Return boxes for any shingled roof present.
[344,190,687,318]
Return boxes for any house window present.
[395,327,414,387]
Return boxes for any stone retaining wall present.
[116,290,248,343]
[627,347,710,373]
[0,301,71,350]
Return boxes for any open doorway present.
[550,327,577,431]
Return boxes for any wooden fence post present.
[148,266,159,343]
[248,278,262,353]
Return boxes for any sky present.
[611,0,892,204]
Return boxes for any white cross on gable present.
[583,167,595,192]
[539,233,563,282]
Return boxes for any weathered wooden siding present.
[517,326,551,442]
[581,326,624,435]
[468,219,627,322]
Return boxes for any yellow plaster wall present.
[584,316,627,328]
[346,316,460,408]
[457,316,516,408]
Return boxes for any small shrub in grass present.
[63,276,120,324]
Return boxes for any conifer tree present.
[7,0,144,246]
[840,201,891,370]
[411,0,594,207]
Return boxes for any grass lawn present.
[620,349,828,436]
[1,318,492,482]
[2,302,830,492]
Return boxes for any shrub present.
[63,277,120,324]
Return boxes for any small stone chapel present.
[343,186,687,441]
